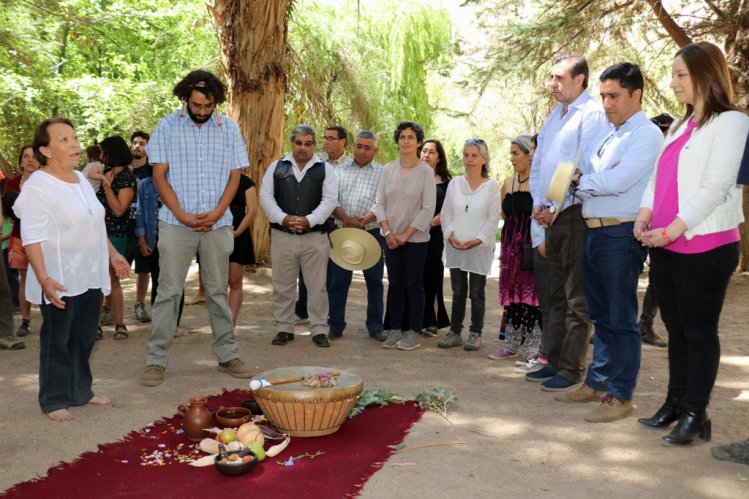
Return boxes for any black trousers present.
[650,242,739,412]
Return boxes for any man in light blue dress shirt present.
[141,70,253,386]
[554,63,663,423]
[526,54,609,391]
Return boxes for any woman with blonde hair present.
[635,42,749,446]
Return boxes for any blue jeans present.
[384,242,428,332]
[582,222,646,400]
[39,288,101,413]
[328,230,385,334]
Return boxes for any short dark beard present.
[187,105,212,124]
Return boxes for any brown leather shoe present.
[585,395,634,423]
[554,383,605,403]
[641,324,667,347]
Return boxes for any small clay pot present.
[215,449,257,476]
[177,396,214,442]
[215,407,251,428]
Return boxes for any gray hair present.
[511,135,533,155]
[356,130,378,146]
[464,138,491,178]
[290,124,316,143]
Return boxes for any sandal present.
[113,323,129,340]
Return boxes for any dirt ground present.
[1,260,748,498]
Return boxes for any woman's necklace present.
[517,174,529,184]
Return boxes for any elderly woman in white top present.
[373,121,436,351]
[14,118,130,422]
[438,139,501,351]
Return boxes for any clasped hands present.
[282,215,311,234]
[448,236,481,251]
[179,210,222,232]
[532,206,554,228]
[633,221,672,248]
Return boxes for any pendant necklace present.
[517,175,529,184]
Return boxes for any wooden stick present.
[268,371,341,386]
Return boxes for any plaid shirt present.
[335,159,382,229]
[147,110,249,229]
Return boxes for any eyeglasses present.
[466,138,486,145]
[597,134,614,158]
[188,101,216,112]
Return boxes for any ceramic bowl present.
[214,450,257,476]
[215,407,251,428]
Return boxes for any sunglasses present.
[465,138,486,145]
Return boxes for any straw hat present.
[545,161,576,225]
[329,228,382,271]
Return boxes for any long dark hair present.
[422,139,451,181]
[673,41,742,132]
[99,136,132,168]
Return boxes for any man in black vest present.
[259,125,338,347]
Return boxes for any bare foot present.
[47,408,75,421]
[173,327,185,338]
[88,394,112,405]
[186,295,206,305]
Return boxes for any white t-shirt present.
[13,170,111,304]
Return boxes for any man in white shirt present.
[526,54,609,392]
[260,125,338,348]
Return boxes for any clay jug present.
[177,396,213,441]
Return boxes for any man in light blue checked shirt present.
[554,63,662,423]
[140,70,253,387]
[328,131,386,341]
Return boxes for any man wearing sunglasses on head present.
[140,70,254,387]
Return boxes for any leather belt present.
[584,217,635,229]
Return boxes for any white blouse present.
[14,170,111,304]
[441,176,501,275]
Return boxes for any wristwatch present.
[381,229,392,237]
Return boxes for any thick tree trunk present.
[644,0,693,48]
[206,0,292,263]
[725,8,749,271]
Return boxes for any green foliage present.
[286,0,454,160]
[415,388,456,417]
[349,388,405,418]
[0,0,218,172]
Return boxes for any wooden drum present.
[251,366,363,437]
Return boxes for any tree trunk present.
[725,8,749,271]
[206,0,293,263]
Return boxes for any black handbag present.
[519,241,534,271]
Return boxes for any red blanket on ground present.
[2,389,423,498]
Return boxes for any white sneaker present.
[514,357,545,374]
[397,330,421,351]
[382,330,403,349]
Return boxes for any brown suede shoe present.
[641,324,667,347]
[554,383,605,403]
[585,395,634,423]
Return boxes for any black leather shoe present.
[312,334,331,347]
[329,330,343,339]
[662,409,711,446]
[369,330,387,342]
[638,394,681,428]
[271,332,294,345]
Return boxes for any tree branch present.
[702,0,728,20]
[644,0,693,48]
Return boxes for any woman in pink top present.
[635,42,749,446]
